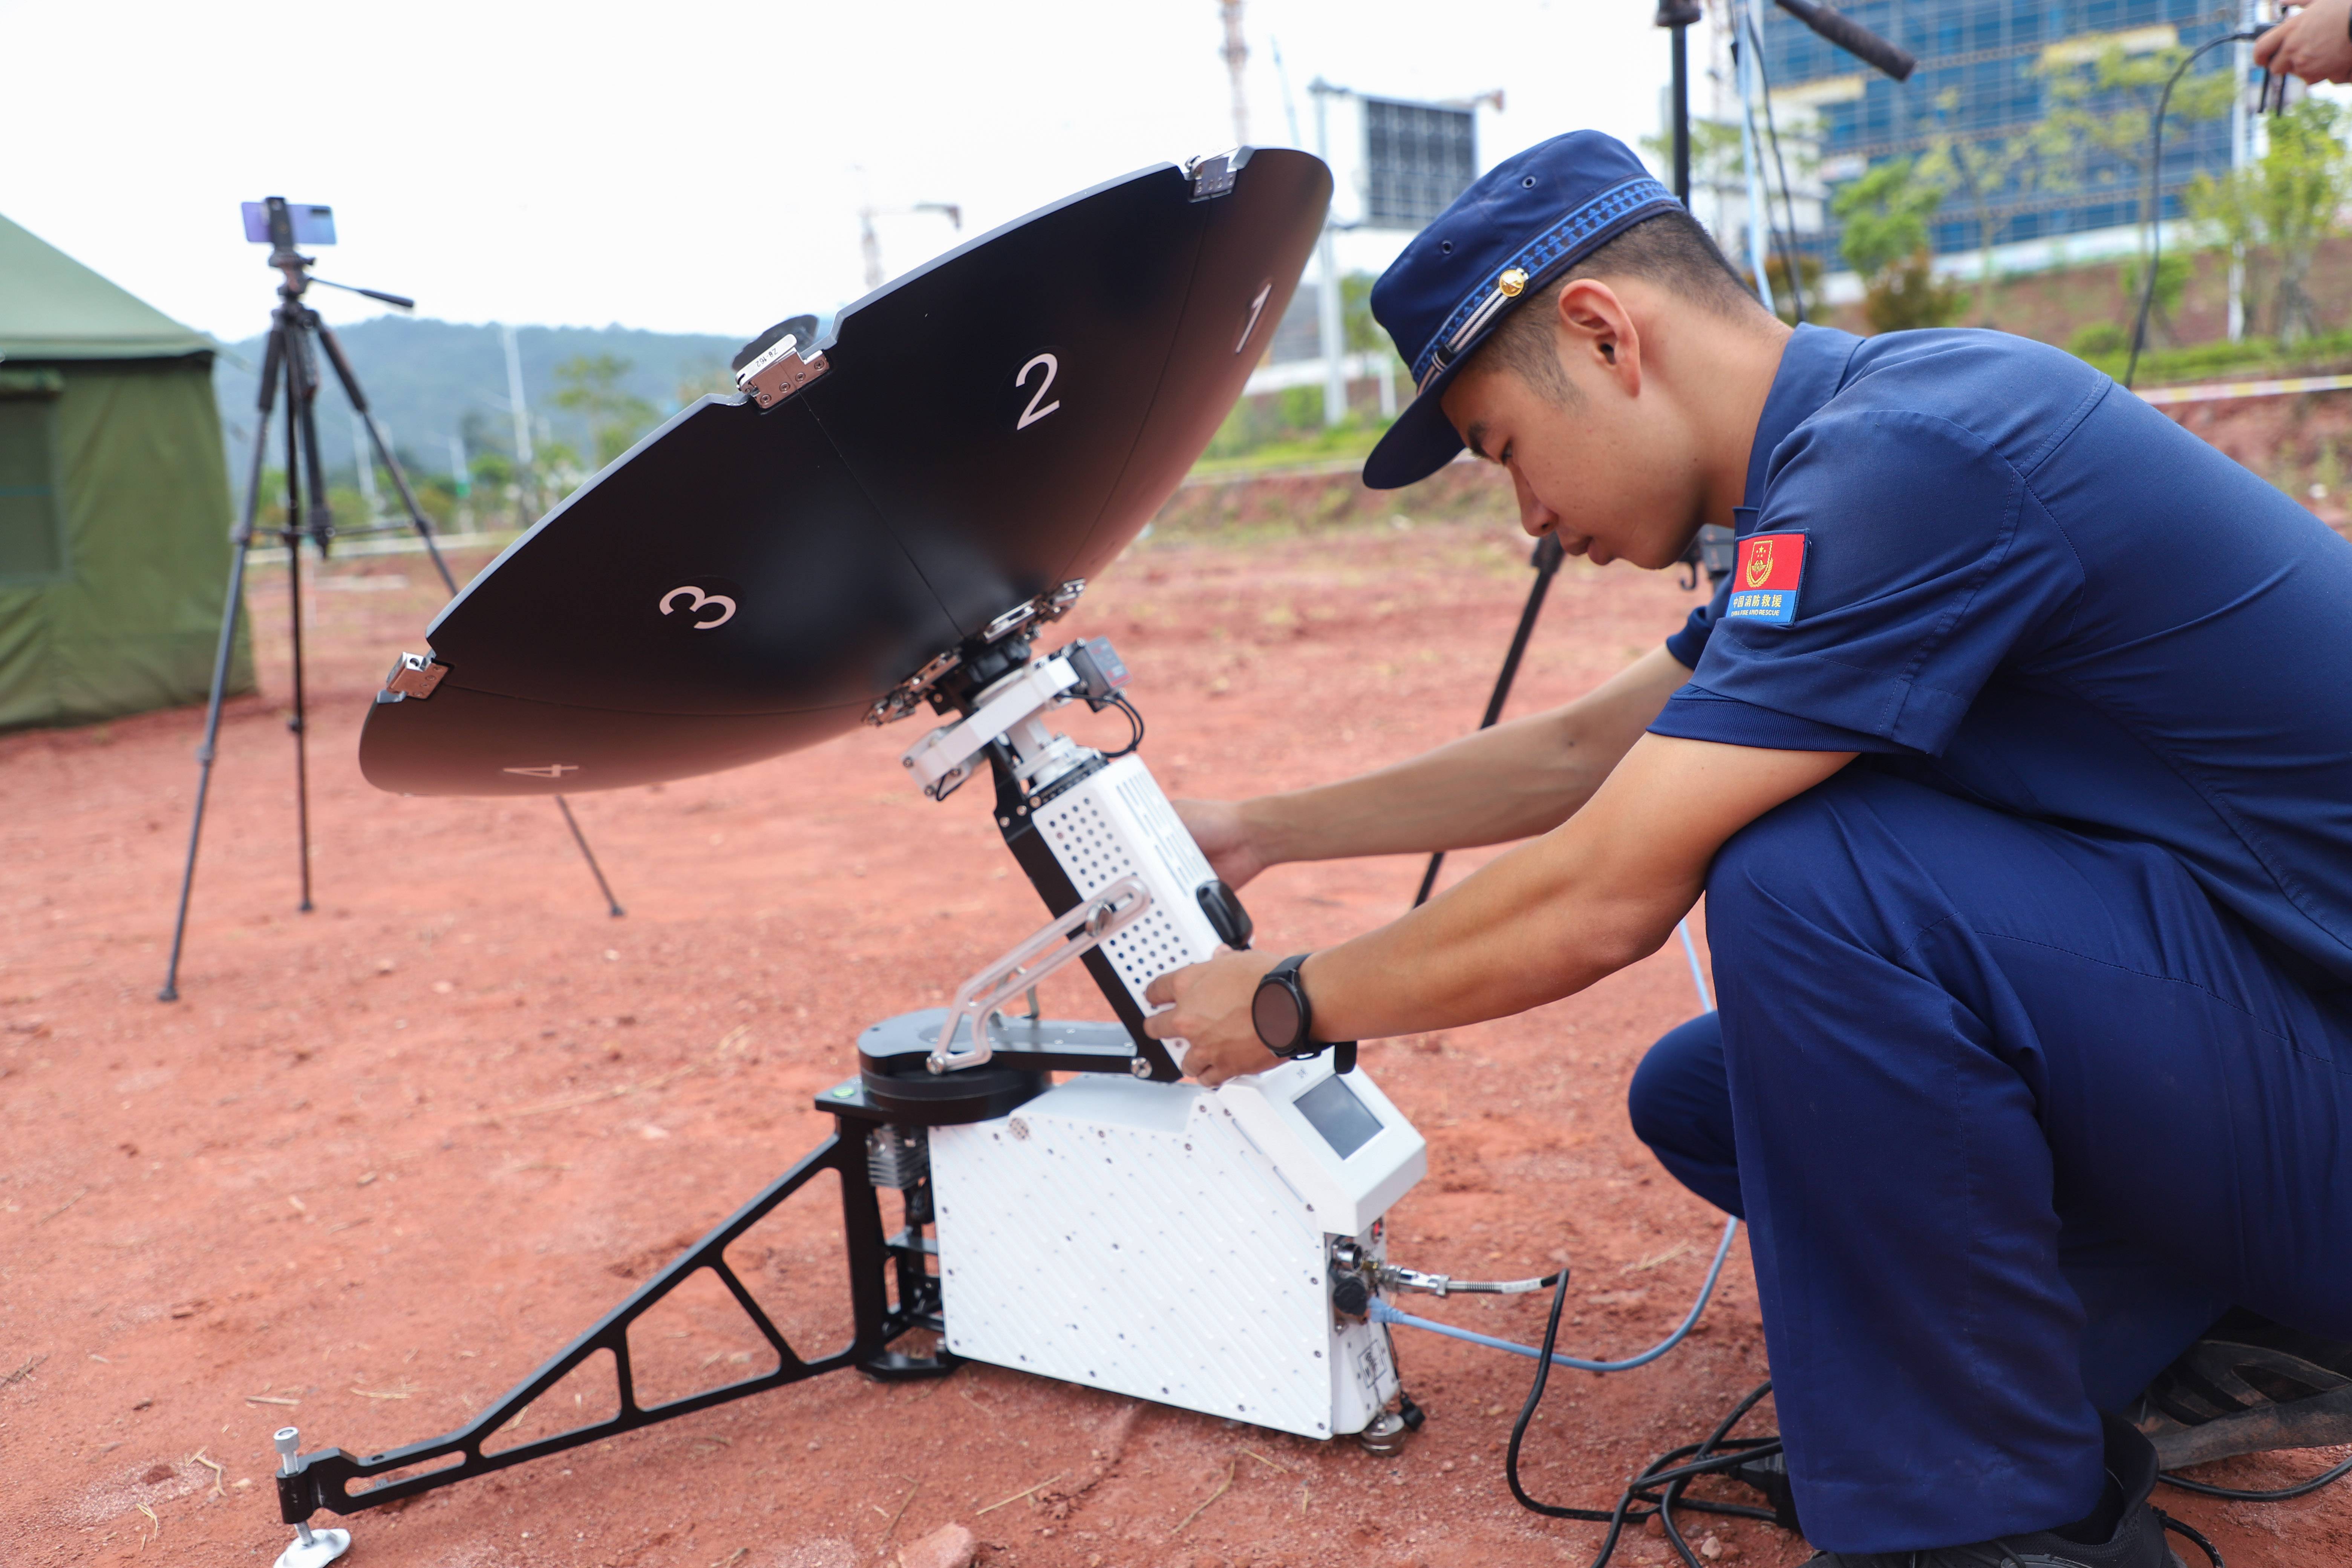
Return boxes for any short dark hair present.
[1474,209,1766,404]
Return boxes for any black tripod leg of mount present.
[314,317,626,917]
[271,1100,952,1524]
[555,795,626,917]
[312,318,458,599]
[159,330,285,1000]
[285,325,331,915]
[1412,531,1568,908]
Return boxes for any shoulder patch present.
[1723,532,1807,626]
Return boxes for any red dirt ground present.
[6,490,2347,1568]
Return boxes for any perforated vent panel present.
[1036,756,1222,1006]
[931,1077,1400,1439]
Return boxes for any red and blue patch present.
[1723,532,1807,626]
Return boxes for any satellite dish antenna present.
[360,148,1330,795]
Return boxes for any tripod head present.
[245,196,415,310]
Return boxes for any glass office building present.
[1754,0,2243,264]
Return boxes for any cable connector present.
[1376,1263,1562,1298]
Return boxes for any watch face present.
[1253,980,1306,1053]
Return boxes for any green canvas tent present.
[0,213,247,730]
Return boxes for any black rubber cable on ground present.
[1503,1260,1781,1568]
[2160,1447,2352,1502]
[2157,1509,2226,1568]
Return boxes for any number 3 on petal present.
[659,584,736,629]
[1016,353,1061,430]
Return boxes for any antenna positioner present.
[865,580,1088,727]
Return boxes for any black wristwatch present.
[1252,954,1358,1073]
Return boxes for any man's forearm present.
[1241,644,1694,866]
[1145,736,1855,1086]
[1297,736,1854,1044]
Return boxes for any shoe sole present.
[2141,1382,2352,1470]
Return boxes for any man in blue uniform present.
[1145,131,2352,1565]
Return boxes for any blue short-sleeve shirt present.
[1652,324,2352,983]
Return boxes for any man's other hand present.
[2257,0,2352,84]
[1144,947,1284,1086]
[1173,798,1269,889]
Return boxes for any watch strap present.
[1256,952,1357,1070]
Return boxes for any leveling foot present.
[272,1429,351,1566]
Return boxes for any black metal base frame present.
[276,1089,948,1523]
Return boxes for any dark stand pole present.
[1666,0,1697,204]
[284,320,322,914]
[1412,532,1567,908]
[555,795,626,918]
[159,333,285,1000]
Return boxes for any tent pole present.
[160,326,285,1000]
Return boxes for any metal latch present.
[1186,146,1252,200]
[378,651,446,701]
[735,333,830,409]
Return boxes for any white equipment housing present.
[898,644,1429,1438]
[931,1057,1425,1438]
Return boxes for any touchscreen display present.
[1294,1073,1382,1159]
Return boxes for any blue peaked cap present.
[1363,130,1682,490]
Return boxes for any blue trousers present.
[1625,769,2352,1552]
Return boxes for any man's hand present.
[1172,798,1269,890]
[1143,947,1284,1086]
[2257,0,2352,84]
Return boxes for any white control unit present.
[1033,752,1223,1044]
[930,1055,1427,1438]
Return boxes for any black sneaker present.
[1801,1413,2184,1568]
[2128,1307,2352,1470]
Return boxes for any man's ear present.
[1555,279,1643,396]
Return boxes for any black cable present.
[1100,691,1144,759]
[2160,1447,2352,1502]
[2157,1510,2226,1568]
[1503,1263,1780,1568]
[2124,28,2264,388]
[1744,11,1809,324]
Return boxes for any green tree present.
[1832,158,1966,332]
[2187,97,2352,345]
[1918,88,2040,323]
[1338,271,1387,355]
[1640,119,1749,216]
[2119,250,2193,345]
[2038,43,2234,283]
[551,354,660,468]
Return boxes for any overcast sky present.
[2,0,1676,345]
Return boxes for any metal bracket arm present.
[929,875,1152,1074]
[900,654,1078,799]
[272,1112,943,1522]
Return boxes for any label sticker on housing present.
[1724,532,1807,626]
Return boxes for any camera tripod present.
[158,200,623,1003]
